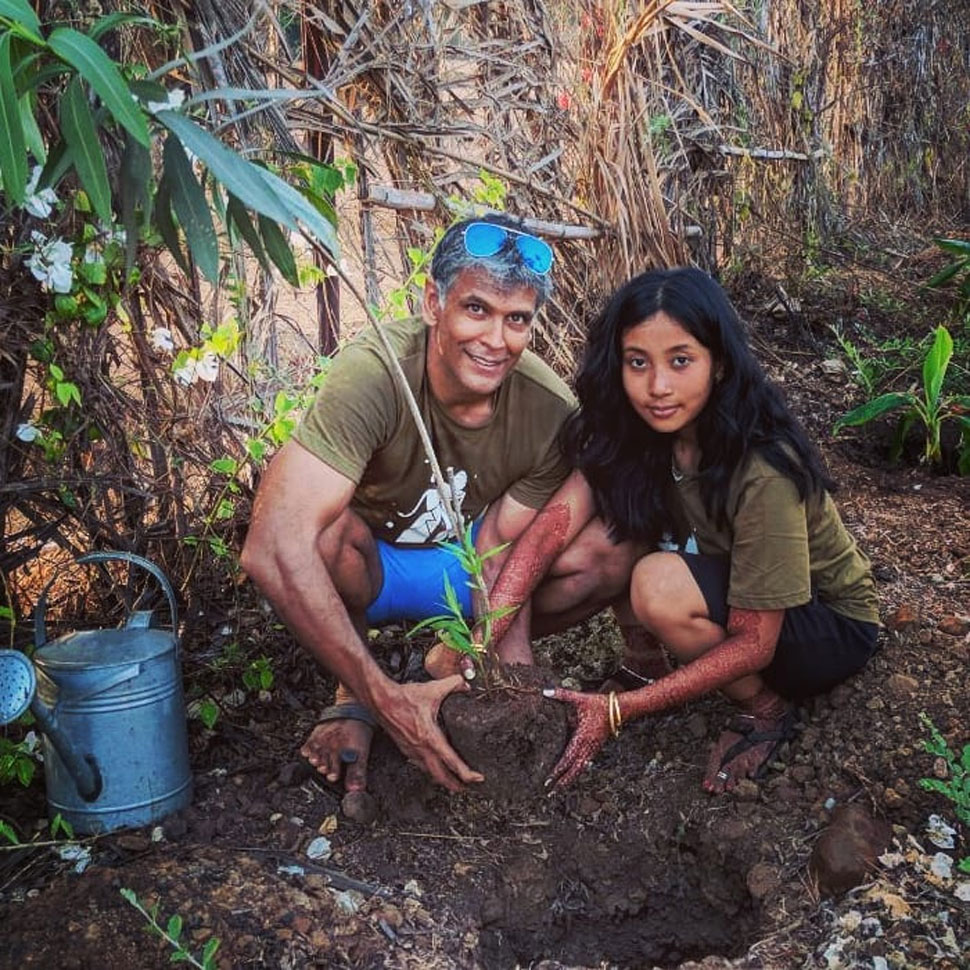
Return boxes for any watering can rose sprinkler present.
[0,552,192,834]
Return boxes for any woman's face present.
[620,310,716,439]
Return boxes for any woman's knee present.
[629,553,693,628]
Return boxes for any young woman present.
[487,267,880,793]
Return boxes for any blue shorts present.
[365,519,483,626]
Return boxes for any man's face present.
[423,267,539,417]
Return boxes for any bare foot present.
[703,708,795,794]
[301,718,373,792]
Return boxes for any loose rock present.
[809,804,892,897]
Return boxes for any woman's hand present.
[542,687,613,789]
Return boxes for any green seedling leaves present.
[61,77,112,224]
[922,325,952,412]
[48,28,150,147]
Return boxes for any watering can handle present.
[34,551,179,648]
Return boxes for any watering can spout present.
[0,649,102,801]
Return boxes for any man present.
[241,214,635,794]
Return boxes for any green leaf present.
[154,173,191,278]
[226,194,271,273]
[889,410,918,462]
[202,937,221,964]
[156,111,294,227]
[0,0,41,38]
[166,914,182,941]
[933,237,970,257]
[15,755,34,786]
[258,214,299,286]
[120,132,152,274]
[48,29,150,146]
[0,34,27,204]
[89,13,161,41]
[0,819,20,845]
[163,133,219,283]
[61,77,112,223]
[19,93,44,163]
[38,138,74,191]
[832,392,915,433]
[922,326,952,412]
[209,457,238,475]
[252,164,339,259]
[926,262,965,288]
[198,698,219,729]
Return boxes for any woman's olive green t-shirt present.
[675,453,879,624]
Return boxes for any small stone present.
[791,765,816,784]
[866,697,885,711]
[732,779,760,801]
[938,614,970,636]
[306,836,332,861]
[115,833,151,853]
[882,787,904,809]
[746,862,782,900]
[933,757,949,779]
[917,628,934,645]
[886,604,918,631]
[809,804,892,897]
[887,674,918,696]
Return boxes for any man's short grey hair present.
[430,213,554,308]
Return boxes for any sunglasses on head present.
[463,222,555,275]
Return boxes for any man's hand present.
[379,675,484,792]
[542,687,612,789]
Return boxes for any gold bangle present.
[608,691,622,738]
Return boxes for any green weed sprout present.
[120,888,221,968]
[926,238,970,321]
[918,712,970,874]
[833,325,970,472]
[407,522,518,683]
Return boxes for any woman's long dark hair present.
[563,267,834,544]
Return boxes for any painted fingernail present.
[542,688,554,698]
[339,749,359,764]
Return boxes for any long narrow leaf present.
[154,174,190,277]
[38,138,73,191]
[252,163,339,258]
[0,34,27,203]
[257,214,299,286]
[156,110,295,228]
[119,132,152,274]
[19,93,44,162]
[48,28,150,147]
[164,133,219,283]
[226,194,271,273]
[61,77,112,223]
[833,392,914,432]
[0,0,41,38]
[923,326,952,412]
[89,13,161,41]
[933,238,970,256]
[926,262,965,288]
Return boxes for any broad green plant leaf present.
[61,77,112,223]
[163,133,219,282]
[48,28,150,147]
[922,326,952,411]
[0,33,27,203]
[0,0,42,40]
[833,392,914,432]
[257,213,299,286]
[156,110,294,227]
[933,238,970,257]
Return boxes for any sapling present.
[120,888,221,969]
[407,521,518,686]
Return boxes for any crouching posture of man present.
[241,214,636,794]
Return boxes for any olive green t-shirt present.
[675,452,879,623]
[295,317,576,546]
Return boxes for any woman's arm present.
[545,606,784,787]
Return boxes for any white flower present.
[926,814,957,849]
[146,88,186,115]
[26,233,74,293]
[173,357,199,385]
[150,328,174,353]
[15,422,40,442]
[23,165,58,219]
[195,351,219,383]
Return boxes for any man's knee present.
[316,508,381,610]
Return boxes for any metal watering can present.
[0,552,192,834]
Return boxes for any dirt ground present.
[1,263,969,969]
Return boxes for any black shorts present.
[678,553,880,701]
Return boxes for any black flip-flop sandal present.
[716,708,798,780]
